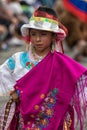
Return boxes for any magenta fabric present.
[14,51,86,129]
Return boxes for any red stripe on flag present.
[63,0,87,23]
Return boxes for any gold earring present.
[51,43,55,53]
[26,43,30,51]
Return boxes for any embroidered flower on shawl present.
[18,88,58,130]
[18,113,24,129]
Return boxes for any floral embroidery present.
[34,105,40,110]
[16,90,20,97]
[20,52,38,70]
[18,114,24,130]
[18,88,58,130]
[40,94,45,99]
[26,62,35,69]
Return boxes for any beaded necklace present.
[31,47,47,62]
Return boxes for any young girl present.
[0,6,87,130]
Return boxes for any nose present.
[36,34,41,41]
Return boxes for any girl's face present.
[30,29,55,55]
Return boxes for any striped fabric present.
[63,0,87,23]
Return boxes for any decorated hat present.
[21,6,68,52]
[21,7,67,37]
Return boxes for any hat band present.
[29,16,59,32]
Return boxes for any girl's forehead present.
[30,29,51,33]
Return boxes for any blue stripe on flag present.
[70,0,87,13]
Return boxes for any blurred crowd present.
[0,0,56,50]
[0,0,87,63]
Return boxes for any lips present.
[35,44,43,48]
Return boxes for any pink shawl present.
[14,51,86,130]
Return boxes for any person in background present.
[0,0,26,49]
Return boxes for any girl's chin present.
[34,47,44,52]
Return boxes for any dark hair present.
[37,6,57,18]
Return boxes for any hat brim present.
[21,23,66,40]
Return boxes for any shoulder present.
[55,51,85,68]
[12,51,24,57]
[7,51,25,70]
[54,51,87,78]
[7,51,24,62]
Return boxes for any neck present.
[35,47,51,57]
[32,47,51,62]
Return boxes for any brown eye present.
[42,32,48,35]
[30,32,36,36]
[31,33,35,36]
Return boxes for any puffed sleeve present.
[0,54,16,96]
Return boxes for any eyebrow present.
[30,29,49,33]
